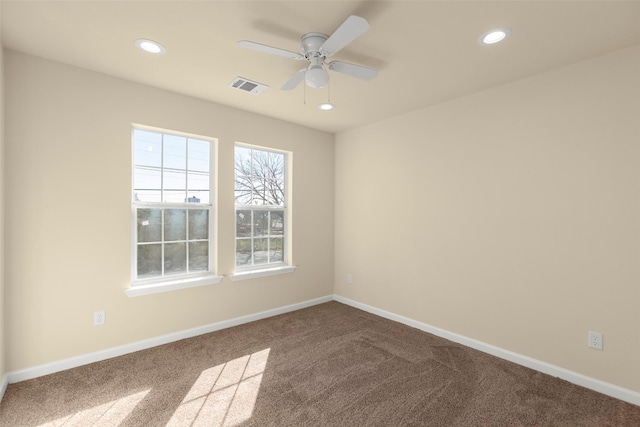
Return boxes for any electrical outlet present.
[347,274,353,284]
[94,310,106,326]
[588,331,603,350]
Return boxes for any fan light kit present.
[135,39,166,54]
[238,15,378,91]
[478,28,511,45]
[306,63,329,88]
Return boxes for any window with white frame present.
[234,144,288,271]
[131,127,217,290]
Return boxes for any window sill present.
[126,274,224,297]
[230,265,297,282]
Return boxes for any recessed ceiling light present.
[318,103,335,111]
[135,39,166,54]
[478,28,511,46]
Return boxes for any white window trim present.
[230,265,296,282]
[128,125,219,296]
[126,274,224,297]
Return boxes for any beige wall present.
[4,50,334,371]
[335,45,640,391]
[0,6,6,385]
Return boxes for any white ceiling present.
[2,1,640,134]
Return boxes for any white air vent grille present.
[228,77,269,95]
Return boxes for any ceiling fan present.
[238,15,378,90]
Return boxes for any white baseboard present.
[6,293,640,408]
[0,373,8,402]
[333,294,640,407]
[6,295,333,385]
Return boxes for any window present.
[129,127,221,296]
[234,144,292,277]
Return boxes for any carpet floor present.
[1,301,640,426]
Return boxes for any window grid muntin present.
[135,206,210,279]
[133,130,211,204]
[235,207,285,267]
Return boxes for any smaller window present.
[234,144,290,274]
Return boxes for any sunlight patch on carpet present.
[167,348,270,427]
[37,389,150,427]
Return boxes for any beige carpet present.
[1,301,640,426]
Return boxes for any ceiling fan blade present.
[327,61,378,80]
[281,68,307,90]
[238,40,304,60]
[320,15,370,57]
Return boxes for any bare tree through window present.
[235,145,287,268]
[235,147,285,206]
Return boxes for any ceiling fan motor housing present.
[300,32,329,59]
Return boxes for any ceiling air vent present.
[228,77,268,95]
